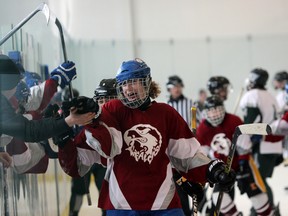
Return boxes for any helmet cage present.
[116,76,151,109]
[203,105,225,127]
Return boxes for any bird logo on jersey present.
[210,133,231,156]
[124,124,162,164]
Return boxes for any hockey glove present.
[50,61,77,88]
[43,104,61,118]
[61,96,101,118]
[173,170,204,201]
[207,159,236,192]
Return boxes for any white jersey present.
[240,89,282,154]
[276,90,287,112]
[240,89,279,124]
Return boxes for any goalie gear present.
[116,58,151,109]
[203,96,226,127]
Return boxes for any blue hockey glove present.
[207,159,236,192]
[50,61,77,88]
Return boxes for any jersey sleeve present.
[166,107,210,184]
[58,124,108,177]
[1,95,70,142]
[24,79,58,112]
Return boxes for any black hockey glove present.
[43,104,61,118]
[61,96,100,117]
[52,128,74,149]
[207,159,236,192]
[173,170,204,201]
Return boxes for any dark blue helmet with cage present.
[24,71,42,88]
[14,80,30,103]
[116,58,151,109]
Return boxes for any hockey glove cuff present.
[51,61,77,89]
[207,159,236,192]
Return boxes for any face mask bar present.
[116,77,151,109]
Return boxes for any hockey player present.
[197,95,274,216]
[58,58,236,216]
[207,76,231,101]
[0,54,95,142]
[240,68,283,214]
[68,79,117,216]
[273,71,288,112]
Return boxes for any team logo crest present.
[124,124,162,164]
[210,133,231,156]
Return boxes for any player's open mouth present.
[127,92,138,101]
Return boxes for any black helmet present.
[274,71,288,82]
[203,95,225,127]
[94,78,117,100]
[204,95,224,109]
[166,75,184,90]
[248,68,269,89]
[207,76,230,95]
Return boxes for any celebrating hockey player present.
[0,54,95,142]
[57,58,236,216]
[240,68,283,214]
[197,95,275,216]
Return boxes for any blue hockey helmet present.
[116,58,151,109]
[24,71,42,88]
[116,58,150,83]
[14,80,30,103]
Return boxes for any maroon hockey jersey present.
[59,100,212,210]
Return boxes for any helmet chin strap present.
[138,97,151,111]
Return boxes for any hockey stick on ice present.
[0,3,50,46]
[213,123,272,216]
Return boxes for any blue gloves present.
[50,61,77,88]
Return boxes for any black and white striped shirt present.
[167,95,193,127]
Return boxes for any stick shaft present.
[0,3,48,46]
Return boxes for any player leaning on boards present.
[57,58,236,216]
[0,54,95,142]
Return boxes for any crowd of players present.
[1,53,287,216]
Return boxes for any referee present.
[166,75,193,216]
[167,75,193,127]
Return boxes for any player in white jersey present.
[240,68,282,215]
[273,71,288,113]
[57,58,236,216]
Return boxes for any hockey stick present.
[49,13,74,99]
[191,106,198,216]
[49,13,92,206]
[213,123,272,216]
[0,3,50,46]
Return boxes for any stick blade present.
[40,3,50,24]
[238,123,271,135]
